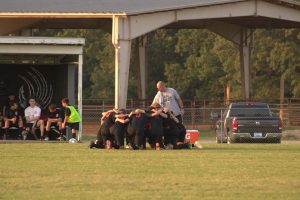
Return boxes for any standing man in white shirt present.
[152,81,185,123]
[24,98,45,140]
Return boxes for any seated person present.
[0,110,3,139]
[24,98,45,140]
[2,94,17,118]
[45,103,63,140]
[3,102,23,140]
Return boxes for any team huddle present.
[0,96,81,141]
[89,81,193,150]
[89,104,191,150]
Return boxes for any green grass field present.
[1,143,300,200]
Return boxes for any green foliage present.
[252,29,300,98]
[164,30,235,99]
[146,29,178,98]
[33,28,300,100]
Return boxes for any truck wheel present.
[272,138,281,144]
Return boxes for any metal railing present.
[82,105,300,143]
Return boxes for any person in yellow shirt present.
[61,98,81,141]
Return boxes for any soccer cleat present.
[186,142,193,149]
[57,135,66,141]
[44,136,49,141]
[105,140,111,150]
[165,144,174,150]
[89,140,96,149]
[194,141,203,149]
[155,143,160,151]
[21,130,28,140]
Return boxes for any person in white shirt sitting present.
[24,98,45,140]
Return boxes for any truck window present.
[229,104,270,117]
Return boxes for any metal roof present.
[0,36,85,45]
[0,0,246,15]
[1,0,299,16]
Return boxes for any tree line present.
[33,28,300,100]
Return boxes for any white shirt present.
[153,87,181,116]
[25,106,41,123]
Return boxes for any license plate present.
[254,133,262,138]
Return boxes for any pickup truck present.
[215,102,283,143]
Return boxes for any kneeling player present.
[162,108,179,149]
[126,109,149,150]
[89,109,118,149]
[111,109,129,149]
[146,103,167,150]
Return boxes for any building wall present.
[0,64,71,111]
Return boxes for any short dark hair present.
[118,109,126,114]
[48,103,56,110]
[28,97,35,102]
[61,98,69,104]
[9,101,17,108]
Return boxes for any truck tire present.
[272,138,281,144]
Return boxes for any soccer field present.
[1,143,300,200]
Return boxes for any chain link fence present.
[82,100,300,143]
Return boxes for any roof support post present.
[112,16,131,109]
[112,12,175,108]
[114,39,131,109]
[207,21,252,100]
[68,64,76,105]
[137,35,147,100]
[239,28,252,100]
[78,54,83,141]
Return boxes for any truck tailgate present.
[235,117,281,133]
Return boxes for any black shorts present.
[25,123,39,129]
[67,122,79,130]
[49,122,59,128]
[8,121,19,128]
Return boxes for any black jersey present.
[5,108,19,119]
[47,109,62,119]
[129,113,148,131]
[148,109,164,136]
[102,111,116,127]
[64,107,71,117]
[4,100,18,109]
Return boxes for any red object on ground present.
[105,140,111,150]
[185,130,199,144]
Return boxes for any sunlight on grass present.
[0,143,300,200]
